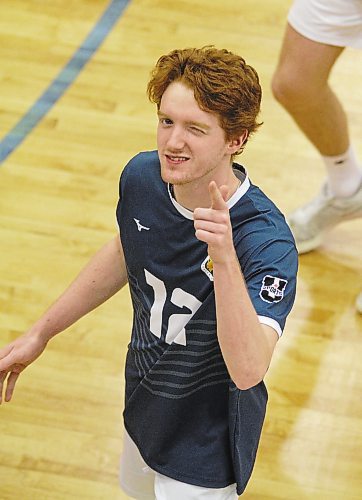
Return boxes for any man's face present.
[157,81,236,187]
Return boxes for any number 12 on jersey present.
[145,269,202,346]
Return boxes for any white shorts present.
[288,0,362,49]
[119,430,238,500]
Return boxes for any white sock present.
[323,144,362,197]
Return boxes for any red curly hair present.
[147,46,262,154]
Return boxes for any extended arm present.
[0,235,127,403]
[194,182,278,390]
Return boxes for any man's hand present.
[0,333,48,404]
[194,181,235,263]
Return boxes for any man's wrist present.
[28,322,55,343]
[212,251,241,275]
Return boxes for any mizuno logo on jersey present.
[133,218,150,232]
[259,275,287,303]
[201,255,213,281]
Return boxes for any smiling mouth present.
[165,154,189,164]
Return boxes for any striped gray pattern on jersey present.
[141,318,229,399]
[127,272,230,398]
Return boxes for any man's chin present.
[160,167,185,186]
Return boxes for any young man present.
[272,0,362,312]
[0,47,298,498]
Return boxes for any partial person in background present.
[272,0,362,312]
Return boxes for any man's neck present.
[171,171,241,211]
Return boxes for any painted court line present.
[0,0,130,164]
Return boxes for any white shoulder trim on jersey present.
[168,186,194,219]
[227,174,250,208]
[257,315,282,338]
[167,172,251,220]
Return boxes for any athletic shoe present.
[356,291,362,314]
[287,182,362,254]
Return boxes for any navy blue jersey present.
[116,150,297,495]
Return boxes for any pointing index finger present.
[209,181,228,210]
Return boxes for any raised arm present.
[194,182,278,390]
[0,235,127,403]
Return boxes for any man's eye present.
[160,118,172,125]
[190,127,204,134]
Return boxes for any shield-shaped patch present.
[259,275,287,303]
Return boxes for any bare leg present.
[271,23,362,256]
[273,25,362,311]
[272,24,347,156]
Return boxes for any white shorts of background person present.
[288,0,362,49]
[119,430,238,500]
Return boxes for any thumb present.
[219,185,229,202]
[0,346,15,372]
[209,181,228,210]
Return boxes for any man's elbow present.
[233,369,266,390]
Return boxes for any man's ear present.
[227,130,249,154]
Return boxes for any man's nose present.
[167,126,185,150]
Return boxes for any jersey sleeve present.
[116,154,140,228]
[118,157,132,200]
[241,238,298,337]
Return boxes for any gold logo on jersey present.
[201,255,214,281]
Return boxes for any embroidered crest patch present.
[259,275,287,303]
[201,255,214,281]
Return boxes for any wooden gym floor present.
[0,0,361,498]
